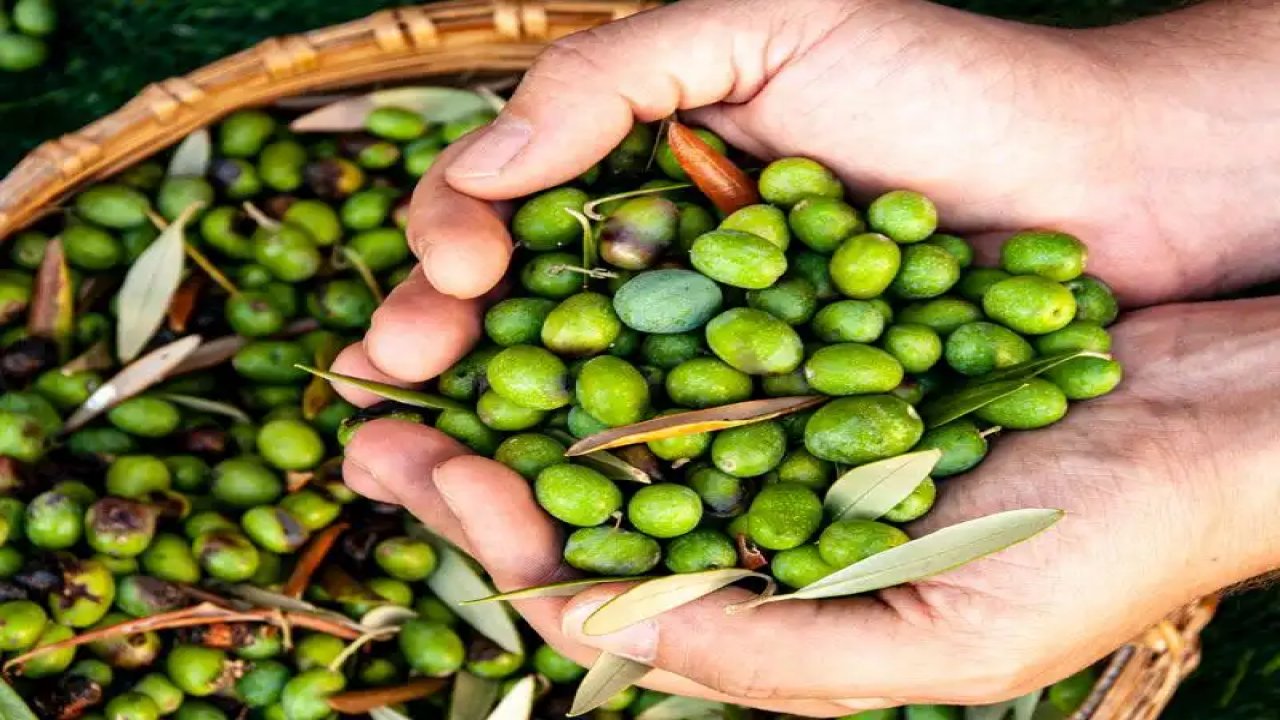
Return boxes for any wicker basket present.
[0,1,1218,717]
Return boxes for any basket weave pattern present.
[0,2,1216,717]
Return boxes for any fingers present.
[407,137,515,299]
[329,343,408,407]
[361,268,483,382]
[441,0,842,200]
[341,419,473,552]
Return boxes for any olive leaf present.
[167,128,212,177]
[418,530,524,654]
[27,236,75,361]
[965,689,1042,720]
[823,449,942,522]
[296,365,467,412]
[358,605,419,632]
[583,183,692,220]
[65,334,203,432]
[291,87,493,133]
[635,696,732,720]
[168,319,317,378]
[116,202,203,362]
[449,672,501,720]
[981,350,1109,385]
[61,339,114,374]
[370,707,413,720]
[582,569,773,636]
[162,394,251,424]
[464,577,644,605]
[567,396,826,455]
[1014,689,1044,720]
[484,674,536,720]
[328,679,447,715]
[0,676,39,720]
[756,508,1064,604]
[569,653,650,717]
[919,380,1029,429]
[576,450,654,484]
[221,583,330,614]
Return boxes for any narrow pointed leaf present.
[291,87,492,132]
[920,380,1029,428]
[421,534,523,654]
[297,365,466,411]
[759,509,1063,603]
[567,396,825,455]
[463,577,642,605]
[577,450,653,484]
[0,676,39,720]
[328,679,447,714]
[27,237,74,360]
[117,203,202,362]
[370,708,413,720]
[166,319,316,378]
[583,569,772,636]
[824,449,942,521]
[303,334,343,420]
[484,675,536,720]
[635,696,731,720]
[981,350,1109,385]
[1014,689,1043,720]
[168,128,212,177]
[162,394,251,424]
[569,653,649,717]
[449,672,500,720]
[65,335,202,431]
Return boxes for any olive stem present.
[184,241,241,297]
[241,201,282,231]
[340,246,385,303]
[979,426,1003,439]
[582,182,692,221]
[546,264,618,280]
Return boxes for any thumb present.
[441,0,846,199]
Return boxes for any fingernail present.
[447,114,533,178]
[562,599,659,664]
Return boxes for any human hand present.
[341,287,1280,715]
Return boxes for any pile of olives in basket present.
[0,89,1109,720]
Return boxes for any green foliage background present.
[0,1,1275,717]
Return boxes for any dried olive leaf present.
[463,577,644,606]
[328,679,448,714]
[0,676,39,720]
[635,696,732,720]
[358,605,419,632]
[759,509,1064,604]
[167,319,317,378]
[60,339,114,374]
[824,449,942,522]
[569,653,650,717]
[162,394,251,424]
[448,672,500,720]
[168,128,212,177]
[919,380,1029,429]
[567,396,826,456]
[583,569,773,636]
[576,450,653,484]
[417,529,523,654]
[582,183,692,221]
[297,365,467,412]
[65,334,203,432]
[222,584,326,613]
[981,350,1109,385]
[291,87,493,133]
[116,202,202,362]
[484,675,536,720]
[27,236,74,360]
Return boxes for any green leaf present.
[168,128,212,177]
[162,394,251,424]
[291,87,493,133]
[919,380,1029,428]
[634,696,731,720]
[761,509,1064,603]
[463,577,645,605]
[296,366,466,411]
[569,653,649,717]
[0,676,39,720]
[448,672,500,720]
[823,449,942,522]
[582,569,773,636]
[420,532,523,654]
[116,202,202,362]
[1014,689,1044,720]
[65,334,203,432]
[484,674,536,720]
[980,350,1109,385]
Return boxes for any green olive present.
[689,229,788,289]
[804,395,924,465]
[627,484,703,538]
[830,233,901,299]
[564,526,661,576]
[758,158,843,208]
[867,190,937,244]
[535,464,622,527]
[818,519,909,568]
[541,292,622,357]
[746,483,823,551]
[711,422,786,478]
[804,343,904,396]
[576,356,650,427]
